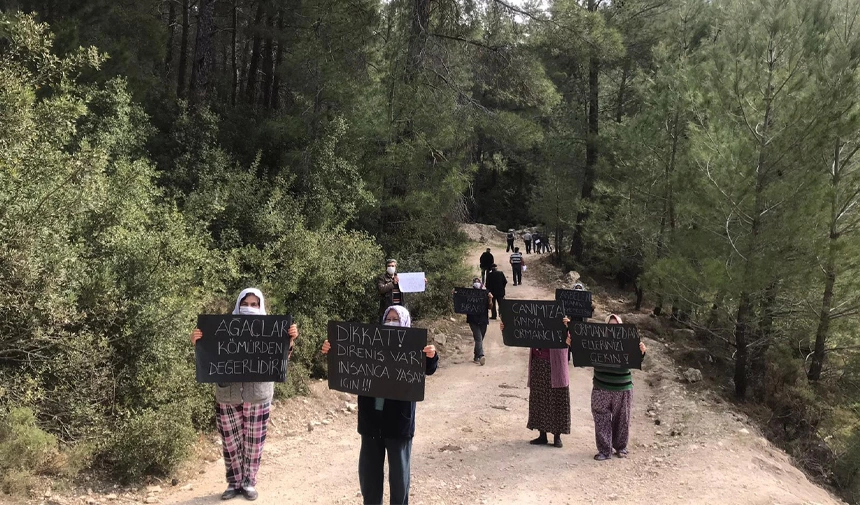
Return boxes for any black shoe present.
[529,434,548,445]
[553,435,563,448]
[490,317,497,320]
[242,486,258,501]
[221,488,241,500]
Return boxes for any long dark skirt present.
[527,358,571,435]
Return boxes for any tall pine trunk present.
[271,10,285,110]
[231,0,238,106]
[733,37,776,399]
[809,140,842,381]
[571,0,599,262]
[246,3,264,104]
[190,0,217,104]
[177,0,190,98]
[165,0,177,78]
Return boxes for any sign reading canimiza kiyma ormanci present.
[195,314,293,383]
[327,321,428,402]
[453,288,488,315]
[499,299,568,349]
[554,289,593,318]
[568,321,642,369]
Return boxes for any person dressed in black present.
[485,264,507,319]
[376,259,404,321]
[532,233,542,254]
[479,248,494,284]
[509,247,524,286]
[506,229,515,252]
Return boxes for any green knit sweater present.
[592,352,644,392]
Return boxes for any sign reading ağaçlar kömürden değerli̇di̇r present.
[195,314,293,383]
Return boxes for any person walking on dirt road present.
[485,264,507,319]
[479,248,494,284]
[509,247,524,286]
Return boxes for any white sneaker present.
[479,356,486,366]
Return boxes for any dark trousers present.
[506,239,514,252]
[359,435,412,505]
[469,322,487,360]
[480,267,490,284]
[525,240,531,254]
[490,294,503,318]
[512,266,522,285]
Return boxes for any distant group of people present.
[508,229,551,255]
[190,251,644,504]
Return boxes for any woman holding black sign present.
[498,321,570,448]
[563,313,646,461]
[320,305,439,505]
[190,288,299,501]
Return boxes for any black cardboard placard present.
[499,299,568,349]
[195,314,293,383]
[453,288,489,315]
[327,321,428,402]
[569,321,642,369]
[555,289,594,318]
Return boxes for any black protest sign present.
[555,289,594,319]
[327,321,428,402]
[569,321,642,369]
[453,288,489,315]
[195,314,293,383]
[499,299,568,349]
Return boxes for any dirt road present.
[157,231,845,505]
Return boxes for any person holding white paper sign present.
[190,288,299,501]
[321,306,438,505]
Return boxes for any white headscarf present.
[605,313,622,324]
[233,288,267,315]
[382,305,412,327]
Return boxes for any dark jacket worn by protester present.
[485,270,508,299]
[376,272,403,314]
[356,354,438,439]
[479,251,494,269]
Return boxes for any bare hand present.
[562,316,570,327]
[566,334,572,346]
[499,322,505,331]
[191,328,202,345]
[393,274,399,284]
[289,324,299,340]
[321,340,331,354]
[640,342,647,355]
[423,345,437,358]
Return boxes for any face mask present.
[473,282,482,289]
[387,266,396,275]
[384,321,400,327]
[238,306,264,316]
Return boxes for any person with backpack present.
[506,229,515,252]
[509,248,524,286]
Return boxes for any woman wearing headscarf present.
[498,321,571,448]
[563,313,646,461]
[191,288,299,501]
[321,305,438,505]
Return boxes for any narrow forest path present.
[155,228,845,505]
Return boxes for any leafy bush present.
[106,405,196,482]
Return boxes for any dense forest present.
[3,0,860,500]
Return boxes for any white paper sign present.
[397,272,426,293]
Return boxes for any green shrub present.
[106,404,196,482]
[0,407,57,473]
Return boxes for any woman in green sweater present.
[564,313,646,461]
